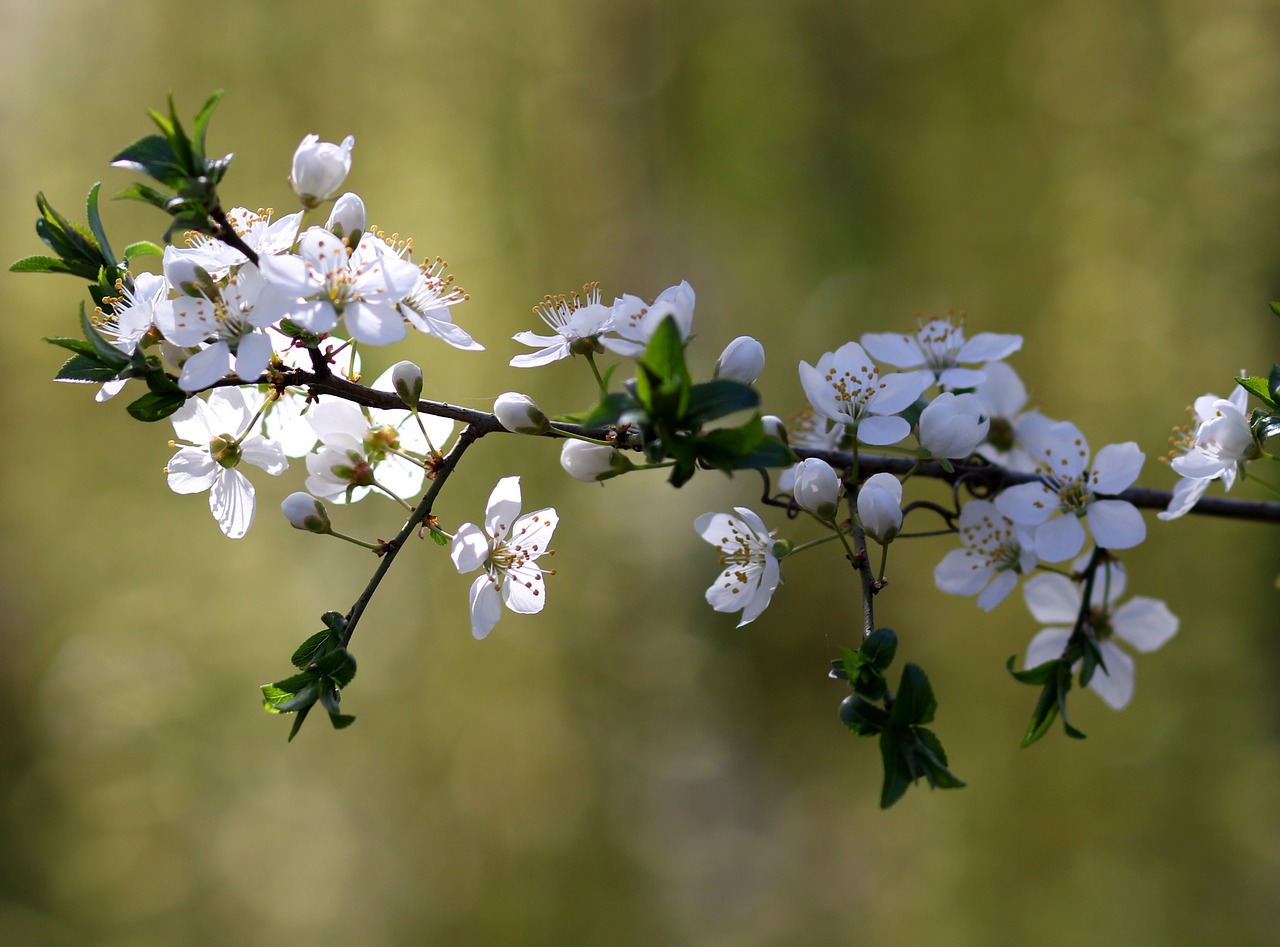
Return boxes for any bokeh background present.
[3,0,1279,944]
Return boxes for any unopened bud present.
[325,192,367,238]
[290,134,355,208]
[857,472,903,544]
[494,391,549,434]
[282,492,331,533]
[792,457,842,519]
[390,360,423,407]
[559,440,631,482]
[762,415,787,442]
[714,336,765,385]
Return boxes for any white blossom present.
[792,458,842,519]
[861,313,1021,389]
[995,421,1146,562]
[559,440,630,482]
[934,500,1037,610]
[694,507,782,627]
[510,284,613,367]
[857,472,903,543]
[290,134,354,208]
[494,392,549,434]
[282,492,331,533]
[714,336,766,385]
[1023,560,1178,710]
[1159,386,1255,520]
[918,391,989,460]
[450,476,558,640]
[600,281,696,358]
[798,341,929,446]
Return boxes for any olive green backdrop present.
[2,1,1278,944]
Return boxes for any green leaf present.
[113,182,172,211]
[569,392,639,429]
[262,679,320,714]
[85,183,115,264]
[878,729,913,809]
[123,240,164,261]
[839,694,889,736]
[1005,654,1058,685]
[290,628,341,669]
[1236,375,1277,409]
[111,134,186,188]
[861,628,898,671]
[695,416,765,467]
[78,304,131,370]
[1271,301,1280,318]
[10,255,78,275]
[191,89,225,158]
[55,354,120,384]
[310,648,357,688]
[888,664,937,726]
[1269,364,1280,403]
[635,316,692,420]
[913,727,966,789]
[685,379,760,426]
[718,437,795,471]
[126,389,187,422]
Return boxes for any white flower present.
[933,500,1038,610]
[973,361,1054,472]
[1159,386,1254,520]
[510,284,613,367]
[861,313,1021,389]
[282,492,331,533]
[303,365,453,503]
[792,457,842,519]
[399,256,481,351]
[777,408,841,492]
[798,341,929,446]
[494,392,549,434]
[260,228,421,344]
[559,440,630,481]
[93,272,171,402]
[290,134,355,208]
[995,421,1146,562]
[857,472,903,543]
[694,507,782,627]
[1023,561,1179,710]
[450,476,558,640]
[262,332,361,457]
[600,281,696,358]
[165,387,288,538]
[714,336,765,385]
[918,391,989,460]
[325,192,366,237]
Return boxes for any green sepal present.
[126,389,187,422]
[685,379,760,426]
[55,354,121,384]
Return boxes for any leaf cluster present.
[834,629,965,808]
[1236,363,1280,443]
[261,612,358,740]
[111,91,234,243]
[574,316,794,485]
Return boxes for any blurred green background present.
[3,0,1279,944]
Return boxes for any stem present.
[340,425,482,647]
[787,525,854,556]
[848,494,876,641]
[584,351,609,396]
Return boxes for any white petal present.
[1111,597,1179,652]
[508,508,558,559]
[484,476,523,540]
[975,361,1028,417]
[450,522,490,573]
[510,342,571,368]
[170,395,215,443]
[933,549,993,596]
[209,468,256,539]
[178,343,233,392]
[1085,499,1146,550]
[1026,627,1071,669]
[1034,514,1086,563]
[866,370,929,416]
[344,301,407,345]
[1023,572,1081,624]
[1090,442,1144,493]
[502,563,548,615]
[233,332,274,381]
[166,447,217,494]
[859,332,923,368]
[738,554,780,627]
[976,570,1018,611]
[240,436,289,476]
[1157,477,1209,521]
[958,332,1022,363]
[995,482,1057,526]
[468,574,503,640]
[855,414,911,446]
[937,367,987,389]
[1088,642,1134,710]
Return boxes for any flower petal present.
[468,574,502,640]
[484,476,523,540]
[209,468,256,539]
[1088,641,1135,710]
[450,522,490,573]
[1034,514,1086,563]
[1023,572,1081,624]
[995,482,1057,526]
[738,554,780,627]
[166,447,217,494]
[1090,442,1144,494]
[1111,597,1178,652]
[1026,627,1071,669]
[1085,499,1146,550]
[976,570,1018,611]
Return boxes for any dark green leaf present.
[55,354,120,384]
[718,437,795,471]
[914,728,966,789]
[291,629,341,669]
[568,392,638,429]
[113,182,172,211]
[1269,364,1280,403]
[695,416,765,467]
[839,694,889,736]
[10,255,78,275]
[1005,654,1058,685]
[310,648,357,688]
[636,316,692,420]
[889,663,937,726]
[112,134,186,187]
[861,628,898,671]
[287,704,314,741]
[126,389,187,422]
[878,729,912,809]
[685,379,760,426]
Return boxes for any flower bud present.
[792,457,842,519]
[282,492,331,533]
[761,415,787,442]
[390,360,423,407]
[494,391,549,434]
[290,134,355,208]
[560,440,631,482]
[857,472,903,544]
[918,392,989,460]
[714,336,766,385]
[325,192,366,238]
